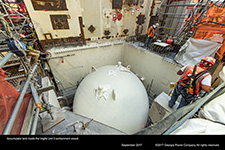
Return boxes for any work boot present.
[168,100,174,108]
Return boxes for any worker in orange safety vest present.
[168,56,216,109]
[144,23,159,47]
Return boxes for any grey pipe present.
[0,16,12,38]
[0,52,13,68]
[40,54,75,60]
[163,4,196,7]
[30,95,41,135]
[30,82,41,108]
[159,13,187,16]
[5,74,26,81]
[3,64,38,135]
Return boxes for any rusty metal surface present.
[78,16,86,44]
[39,16,86,49]
[88,25,95,33]
[39,36,85,49]
[43,33,53,41]
[50,15,69,30]
[112,0,122,9]
[31,0,68,11]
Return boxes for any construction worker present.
[144,23,159,47]
[168,56,216,109]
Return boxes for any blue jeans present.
[144,36,153,47]
[169,84,193,109]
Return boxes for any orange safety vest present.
[178,65,210,95]
[147,26,156,37]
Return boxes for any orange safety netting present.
[193,3,225,60]
[0,69,31,134]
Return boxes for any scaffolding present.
[0,1,55,135]
[0,0,39,58]
[0,49,55,134]
[157,0,212,45]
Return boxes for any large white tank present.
[73,62,149,134]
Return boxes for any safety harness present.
[178,65,209,103]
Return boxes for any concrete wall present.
[48,42,124,92]
[81,0,152,39]
[24,0,82,40]
[48,41,181,97]
[122,43,180,95]
[24,0,152,41]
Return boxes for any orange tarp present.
[0,69,31,134]
[193,4,225,60]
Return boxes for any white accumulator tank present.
[73,62,149,134]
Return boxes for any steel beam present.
[163,4,196,7]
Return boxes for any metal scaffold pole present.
[0,52,13,68]
[3,64,38,135]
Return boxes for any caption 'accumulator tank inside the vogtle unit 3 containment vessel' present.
[73,62,149,134]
